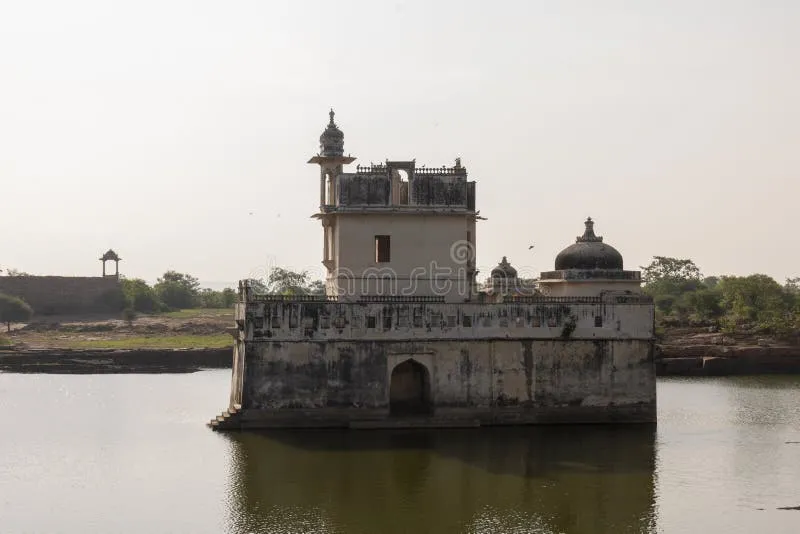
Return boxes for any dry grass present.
[62,334,232,350]
[159,308,234,320]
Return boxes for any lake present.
[0,371,798,533]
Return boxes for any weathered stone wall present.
[0,276,123,315]
[241,338,654,409]
[229,295,656,426]
[237,295,654,342]
[336,170,474,208]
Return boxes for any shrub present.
[0,293,34,332]
[122,307,137,326]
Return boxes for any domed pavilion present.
[538,217,642,297]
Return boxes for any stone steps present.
[207,404,242,431]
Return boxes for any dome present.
[554,218,623,270]
[319,109,344,157]
[99,249,121,262]
[491,256,518,279]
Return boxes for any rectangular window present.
[413,308,423,328]
[366,316,376,329]
[595,316,603,327]
[398,308,409,328]
[375,235,391,263]
[462,315,472,327]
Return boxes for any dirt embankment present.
[3,310,232,348]
[656,328,800,376]
[0,310,235,373]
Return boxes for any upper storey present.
[324,159,477,213]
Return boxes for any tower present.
[309,110,481,302]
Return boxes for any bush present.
[0,293,34,332]
[121,278,163,313]
[122,307,137,326]
[96,287,127,312]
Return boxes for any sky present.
[1,0,798,289]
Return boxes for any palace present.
[210,111,656,430]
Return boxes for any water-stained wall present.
[230,295,656,425]
[335,170,475,208]
[240,338,654,416]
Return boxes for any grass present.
[0,335,11,347]
[158,308,233,319]
[64,334,232,350]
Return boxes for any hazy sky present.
[2,0,797,288]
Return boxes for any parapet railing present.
[244,294,339,303]
[354,164,468,176]
[237,293,652,306]
[357,295,446,303]
[504,296,602,304]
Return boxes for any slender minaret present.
[308,110,356,293]
[307,109,356,207]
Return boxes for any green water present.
[0,372,798,533]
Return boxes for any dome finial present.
[577,216,602,243]
[329,108,335,125]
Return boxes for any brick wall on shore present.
[0,276,124,316]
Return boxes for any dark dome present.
[491,256,517,279]
[319,109,344,157]
[554,218,623,270]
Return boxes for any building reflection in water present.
[223,425,656,534]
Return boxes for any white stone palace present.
[211,111,656,430]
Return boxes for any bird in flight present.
[528,244,535,250]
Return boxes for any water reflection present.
[225,426,657,534]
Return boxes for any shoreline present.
[656,344,800,376]
[2,345,800,376]
[0,347,231,374]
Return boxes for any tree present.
[154,271,200,310]
[267,267,312,295]
[2,268,30,277]
[718,274,792,334]
[640,256,702,285]
[307,280,326,295]
[0,293,33,332]
[244,278,268,294]
[682,287,723,321]
[251,267,326,296]
[220,288,237,306]
[121,278,163,313]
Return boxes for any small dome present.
[99,249,121,262]
[554,218,623,270]
[319,109,344,157]
[491,256,518,279]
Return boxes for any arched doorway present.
[389,359,432,416]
